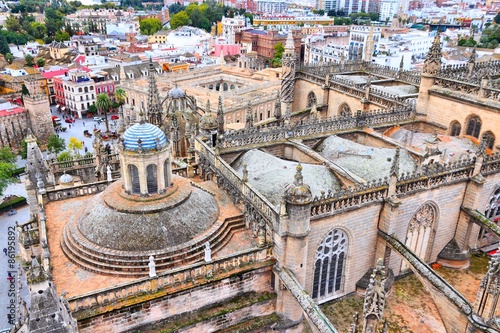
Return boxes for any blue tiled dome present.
[123,122,168,151]
[168,87,186,98]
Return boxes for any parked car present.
[7,209,16,216]
[111,115,119,120]
[93,116,104,122]
[52,116,62,126]
[65,118,75,123]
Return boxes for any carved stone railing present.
[197,138,280,230]
[436,61,500,85]
[297,61,421,85]
[16,217,40,248]
[395,159,475,196]
[311,181,388,217]
[276,267,338,333]
[220,106,414,149]
[481,153,500,175]
[45,180,112,201]
[67,247,269,315]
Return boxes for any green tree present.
[47,134,65,154]
[57,150,71,162]
[114,87,127,116]
[25,53,34,66]
[169,2,185,15]
[0,147,17,195]
[30,22,47,39]
[6,16,22,33]
[55,31,70,42]
[272,42,284,67]
[95,93,111,132]
[139,18,162,35]
[87,104,97,114]
[21,83,30,96]
[68,137,83,154]
[36,57,45,68]
[45,7,64,37]
[0,33,10,56]
[170,11,189,30]
[4,52,13,64]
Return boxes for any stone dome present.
[168,86,186,99]
[123,122,167,151]
[200,112,218,130]
[284,164,312,205]
[59,173,74,186]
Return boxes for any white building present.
[256,0,288,14]
[349,26,381,60]
[380,0,399,22]
[167,26,211,54]
[106,22,138,35]
[221,15,247,44]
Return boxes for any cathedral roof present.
[122,122,167,151]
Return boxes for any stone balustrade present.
[67,247,269,314]
[16,218,40,248]
[46,180,112,202]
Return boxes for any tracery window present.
[307,92,317,108]
[312,229,348,300]
[402,203,436,271]
[146,164,158,194]
[486,188,500,223]
[450,121,461,137]
[128,164,140,194]
[466,115,481,138]
[339,103,351,117]
[483,131,495,150]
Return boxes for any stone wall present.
[0,111,29,150]
[77,266,274,333]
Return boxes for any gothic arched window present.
[466,115,482,138]
[486,188,500,223]
[484,131,495,150]
[339,103,351,117]
[312,229,348,300]
[450,121,461,137]
[164,160,169,188]
[402,202,437,271]
[128,164,140,194]
[146,164,158,194]
[307,92,317,108]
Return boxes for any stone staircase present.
[61,214,246,277]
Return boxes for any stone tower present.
[416,32,442,115]
[23,76,53,145]
[146,58,163,126]
[280,31,297,114]
[275,164,312,332]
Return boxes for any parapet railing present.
[67,247,269,314]
[220,105,414,149]
[311,181,388,217]
[395,158,475,195]
[45,180,112,202]
[481,153,500,175]
[197,138,280,229]
[297,61,421,85]
[16,218,40,248]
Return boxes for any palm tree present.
[96,93,111,133]
[114,88,127,134]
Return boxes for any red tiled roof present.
[0,107,25,117]
[41,66,91,79]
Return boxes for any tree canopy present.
[68,137,83,154]
[272,42,284,67]
[0,147,17,196]
[170,11,190,30]
[47,134,65,154]
[140,18,162,35]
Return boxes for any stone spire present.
[245,101,254,129]
[423,32,442,75]
[146,57,163,126]
[274,90,282,119]
[364,25,375,62]
[280,31,296,109]
[474,247,500,324]
[399,55,404,70]
[468,46,476,78]
[25,129,53,192]
[362,259,387,333]
[284,163,312,205]
[390,148,400,177]
[217,92,224,135]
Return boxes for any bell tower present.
[23,77,54,145]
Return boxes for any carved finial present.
[274,90,282,119]
[362,258,387,331]
[242,164,248,182]
[294,163,303,186]
[399,55,404,70]
[423,31,442,75]
[390,148,400,177]
[285,30,294,51]
[478,132,489,157]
